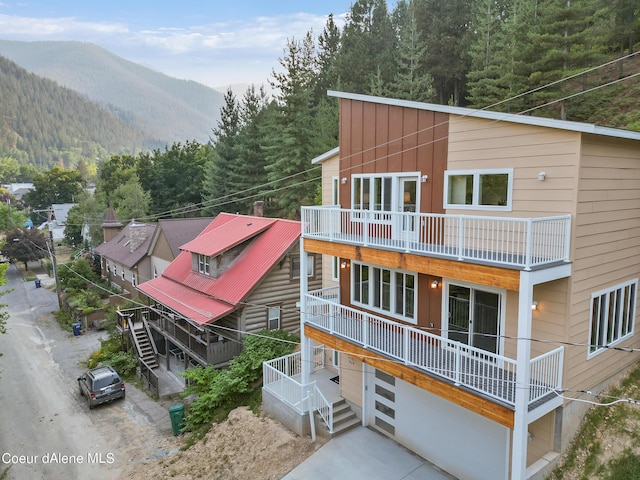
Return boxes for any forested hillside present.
[3,0,639,237]
[0,56,158,170]
[0,40,225,145]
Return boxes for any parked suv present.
[78,366,125,409]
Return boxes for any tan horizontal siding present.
[447,116,580,218]
[564,134,640,393]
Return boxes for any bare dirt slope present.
[124,407,325,480]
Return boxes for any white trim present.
[587,278,638,359]
[444,168,513,211]
[350,261,417,324]
[311,146,339,164]
[351,172,421,213]
[442,279,507,356]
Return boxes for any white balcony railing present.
[305,291,564,409]
[262,346,325,413]
[302,206,571,270]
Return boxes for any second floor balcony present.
[301,206,571,271]
[305,288,564,413]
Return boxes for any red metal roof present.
[180,215,275,257]
[137,213,301,326]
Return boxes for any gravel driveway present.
[0,263,181,479]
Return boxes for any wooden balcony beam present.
[305,324,515,429]
[304,238,521,291]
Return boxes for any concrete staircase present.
[132,326,158,369]
[316,398,360,438]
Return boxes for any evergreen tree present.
[390,6,435,102]
[265,32,321,219]
[315,13,342,102]
[413,0,472,105]
[202,88,242,215]
[336,0,398,95]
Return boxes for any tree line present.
[2,0,637,245]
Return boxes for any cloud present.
[0,11,345,87]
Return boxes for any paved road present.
[0,264,179,480]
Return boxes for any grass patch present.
[54,309,75,332]
[549,363,640,479]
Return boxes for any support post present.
[512,271,534,479]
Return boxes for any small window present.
[194,253,210,275]
[267,305,281,330]
[444,169,513,210]
[332,176,339,205]
[291,255,315,279]
[331,256,339,282]
[121,270,125,281]
[131,273,136,287]
[588,279,637,357]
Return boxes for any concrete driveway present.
[282,426,456,480]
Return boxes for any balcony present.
[305,288,563,411]
[302,207,571,271]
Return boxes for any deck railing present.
[302,206,571,270]
[262,346,326,413]
[305,291,563,409]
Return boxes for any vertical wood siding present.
[339,99,448,214]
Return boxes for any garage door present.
[367,367,510,480]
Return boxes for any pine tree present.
[265,32,321,219]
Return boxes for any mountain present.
[0,55,155,169]
[0,40,224,145]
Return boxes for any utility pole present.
[48,230,62,308]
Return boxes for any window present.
[444,169,513,210]
[332,176,339,205]
[192,253,211,275]
[352,262,416,323]
[131,273,136,287]
[588,279,637,357]
[267,305,281,330]
[291,255,315,279]
[353,176,393,211]
[445,282,503,355]
[121,269,125,280]
[331,256,339,282]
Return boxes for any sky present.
[0,1,361,91]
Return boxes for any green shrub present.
[180,329,299,433]
[54,309,75,332]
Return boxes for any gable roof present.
[328,90,640,142]
[137,213,301,326]
[95,221,157,268]
[153,217,214,258]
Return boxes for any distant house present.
[3,182,34,201]
[38,203,76,241]
[94,212,156,298]
[263,91,640,480]
[119,211,322,382]
[147,217,213,280]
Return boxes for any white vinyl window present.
[331,256,339,282]
[444,169,513,211]
[588,279,637,358]
[267,305,281,330]
[332,176,339,206]
[352,262,416,323]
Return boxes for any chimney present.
[253,201,264,217]
[129,221,147,252]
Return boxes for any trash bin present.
[34,279,41,288]
[72,322,82,336]
[169,404,185,436]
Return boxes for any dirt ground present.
[124,407,326,480]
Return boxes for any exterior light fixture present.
[340,261,349,269]
[421,175,429,183]
[431,280,439,289]
[341,177,347,185]
[537,172,546,181]
[531,301,538,311]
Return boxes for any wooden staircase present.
[316,398,360,438]
[131,325,158,369]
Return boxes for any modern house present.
[263,91,640,480]
[126,212,322,381]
